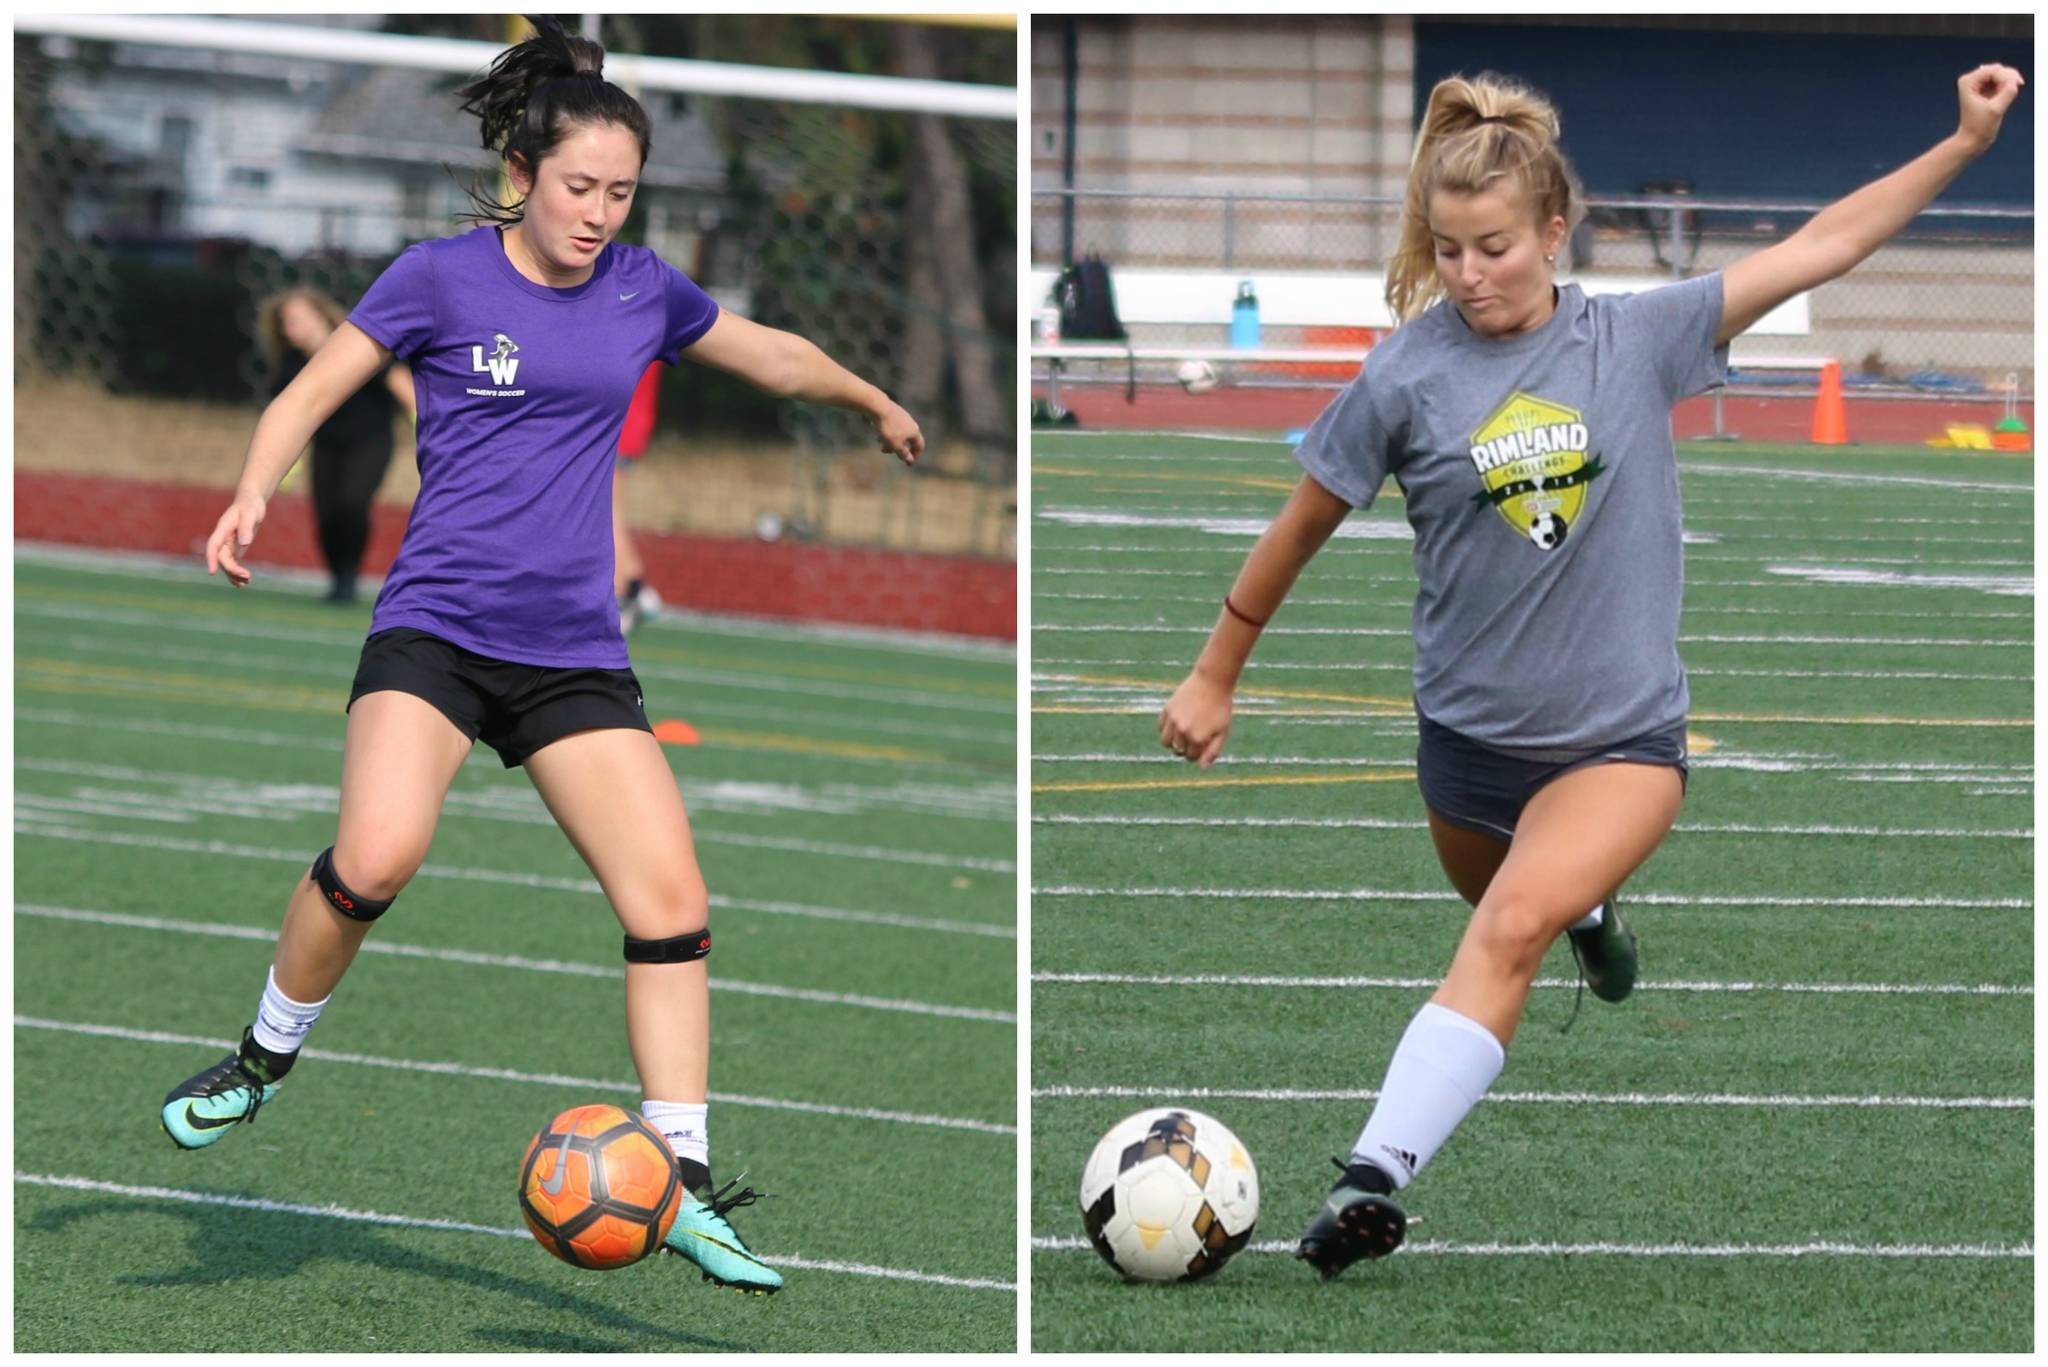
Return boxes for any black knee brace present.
[624,929,711,964]
[310,846,394,923]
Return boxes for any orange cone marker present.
[652,719,700,745]
[1810,360,1848,445]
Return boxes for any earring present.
[1545,254,1556,263]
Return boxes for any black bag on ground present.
[1053,256,1135,401]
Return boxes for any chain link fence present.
[1032,188,2032,397]
[16,24,1016,563]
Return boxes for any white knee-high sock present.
[642,1099,709,1169]
[1351,1001,1506,1189]
[251,965,329,1057]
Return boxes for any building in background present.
[1031,13,2032,415]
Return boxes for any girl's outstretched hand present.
[1159,670,1233,768]
[1957,63,2024,153]
[205,493,267,587]
[873,399,923,465]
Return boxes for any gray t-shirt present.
[1295,274,1727,756]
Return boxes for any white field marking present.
[1764,565,2034,597]
[1032,591,2031,622]
[16,540,1015,664]
[25,632,1015,747]
[1038,509,1416,541]
[14,601,1010,724]
[16,1017,1013,1135]
[1029,1234,2031,1262]
[1032,970,2032,998]
[1030,657,2033,683]
[18,906,1014,1023]
[15,757,1015,875]
[1037,429,1290,446]
[1676,461,2031,494]
[1032,622,2029,647]
[15,709,1015,824]
[1040,565,2024,596]
[16,1174,1016,1289]
[14,794,206,825]
[1031,1084,2031,1111]
[14,825,1017,939]
[1032,885,2030,911]
[1031,814,2032,840]
[1030,749,2028,782]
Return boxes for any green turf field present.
[14,547,1017,1353]
[1030,432,2032,1352]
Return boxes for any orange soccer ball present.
[518,1104,684,1270]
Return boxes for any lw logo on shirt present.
[470,332,522,386]
[1467,391,1604,551]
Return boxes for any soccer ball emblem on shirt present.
[1176,359,1220,395]
[1080,1107,1261,1281]
[518,1104,684,1269]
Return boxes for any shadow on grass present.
[24,1198,750,1352]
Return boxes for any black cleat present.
[1566,896,1639,1004]
[1296,1158,1407,1280]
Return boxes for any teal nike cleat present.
[1566,896,1639,1004]
[161,1028,288,1150]
[664,1174,782,1295]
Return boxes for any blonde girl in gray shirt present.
[1157,61,2024,1280]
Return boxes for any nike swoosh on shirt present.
[619,291,641,301]
[540,1129,576,1196]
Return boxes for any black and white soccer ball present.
[1079,1107,1260,1282]
[1176,359,1220,395]
[1529,510,1568,550]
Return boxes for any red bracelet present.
[1223,595,1268,629]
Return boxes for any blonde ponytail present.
[1385,72,1583,323]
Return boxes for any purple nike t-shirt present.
[348,225,718,667]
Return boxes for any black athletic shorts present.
[1415,706,1690,840]
[348,627,651,768]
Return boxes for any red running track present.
[15,470,1016,642]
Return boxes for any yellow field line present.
[1034,771,1415,793]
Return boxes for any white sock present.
[1350,1001,1506,1189]
[641,1099,709,1169]
[251,965,329,1057]
[1571,902,1606,933]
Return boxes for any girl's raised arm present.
[1719,63,2023,345]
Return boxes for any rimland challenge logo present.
[1467,391,1603,551]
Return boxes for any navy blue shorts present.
[348,628,651,769]
[1415,709,1689,840]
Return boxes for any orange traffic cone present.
[1810,360,1848,445]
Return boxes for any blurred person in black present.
[256,287,417,602]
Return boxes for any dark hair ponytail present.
[453,14,652,227]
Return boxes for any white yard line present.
[1032,813,2030,840]
[15,826,1017,939]
[1033,885,2029,911]
[18,1016,1014,1134]
[16,757,1015,875]
[1031,1083,2030,1110]
[1032,970,2031,998]
[14,1173,1016,1288]
[18,906,1014,1023]
[1030,1234,2029,1261]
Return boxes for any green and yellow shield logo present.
[1466,391,1603,551]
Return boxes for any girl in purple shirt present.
[163,19,922,1297]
